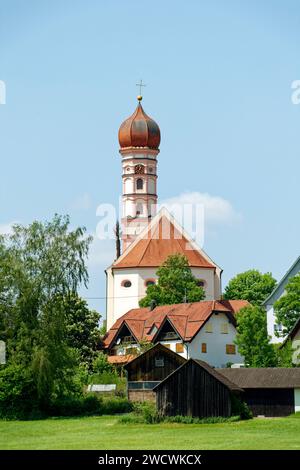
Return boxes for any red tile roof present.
[107,354,137,365]
[103,299,249,349]
[112,215,216,269]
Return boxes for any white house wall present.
[266,305,283,344]
[188,312,243,367]
[295,389,300,412]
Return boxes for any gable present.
[111,209,219,270]
[263,256,300,306]
[155,318,181,342]
[125,343,186,382]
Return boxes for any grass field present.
[1,414,300,450]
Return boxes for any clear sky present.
[1,0,300,319]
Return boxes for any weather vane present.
[136,79,146,100]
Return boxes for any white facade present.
[266,304,284,344]
[294,389,300,412]
[263,256,300,344]
[106,265,221,330]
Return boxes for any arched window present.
[136,202,143,216]
[145,279,156,287]
[136,178,143,190]
[121,280,132,288]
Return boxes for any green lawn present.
[1,414,300,450]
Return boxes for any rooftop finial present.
[136,79,146,101]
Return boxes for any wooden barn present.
[124,343,186,403]
[218,368,300,417]
[154,359,242,418]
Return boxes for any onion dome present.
[118,97,161,150]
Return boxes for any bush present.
[0,364,39,419]
[231,395,253,420]
[88,370,127,397]
[48,395,133,417]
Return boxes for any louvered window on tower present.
[136,178,143,190]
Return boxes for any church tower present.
[118,96,161,251]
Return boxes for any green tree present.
[224,270,276,306]
[235,305,277,367]
[139,254,205,307]
[62,294,100,368]
[0,215,92,406]
[274,273,300,335]
[275,340,294,368]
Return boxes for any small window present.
[176,343,184,353]
[205,323,213,333]
[121,280,132,288]
[274,323,283,332]
[145,279,155,287]
[201,343,207,353]
[148,167,154,173]
[136,202,143,215]
[220,323,229,334]
[155,356,164,367]
[136,178,144,190]
[226,344,236,355]
[197,279,206,288]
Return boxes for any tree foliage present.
[139,254,205,307]
[224,270,276,306]
[274,273,300,335]
[0,215,101,409]
[235,305,277,367]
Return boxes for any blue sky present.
[1,0,300,318]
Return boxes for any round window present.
[122,280,132,288]
[145,279,155,287]
[197,280,205,287]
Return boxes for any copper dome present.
[118,100,161,150]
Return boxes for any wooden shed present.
[218,368,300,417]
[124,343,186,403]
[154,359,242,418]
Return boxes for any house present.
[124,343,186,402]
[154,358,243,418]
[262,256,300,344]
[103,299,249,368]
[280,317,300,365]
[105,96,223,330]
[218,367,300,416]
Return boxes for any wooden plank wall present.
[244,388,294,417]
[156,361,232,418]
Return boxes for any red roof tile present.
[103,299,249,349]
[113,215,216,269]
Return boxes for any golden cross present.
[136,79,146,96]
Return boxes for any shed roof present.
[153,359,243,392]
[217,368,300,389]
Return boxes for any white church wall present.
[292,330,300,365]
[190,267,216,300]
[188,313,243,367]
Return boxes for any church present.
[103,95,247,368]
[106,95,222,330]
